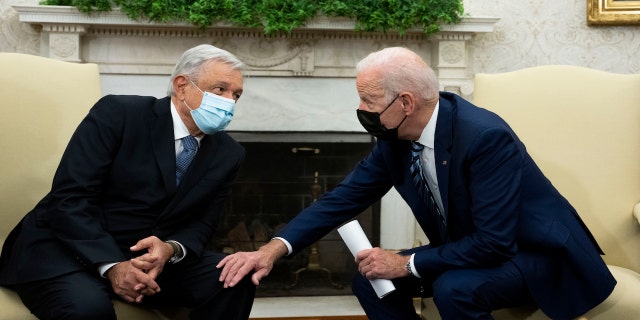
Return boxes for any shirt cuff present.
[98,262,118,278]
[409,253,421,278]
[272,237,292,255]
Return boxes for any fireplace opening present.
[209,132,379,297]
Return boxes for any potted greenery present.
[39,0,464,35]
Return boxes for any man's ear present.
[399,92,416,114]
[173,75,189,100]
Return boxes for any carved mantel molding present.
[13,5,498,95]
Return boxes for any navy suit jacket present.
[0,95,244,284]
[276,92,615,319]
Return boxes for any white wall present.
[463,0,640,75]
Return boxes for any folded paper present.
[337,220,396,298]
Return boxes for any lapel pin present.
[442,161,447,166]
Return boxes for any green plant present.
[41,0,464,35]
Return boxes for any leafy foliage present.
[41,0,464,35]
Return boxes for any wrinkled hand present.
[129,236,173,280]
[106,261,160,303]
[217,240,287,287]
[355,247,410,280]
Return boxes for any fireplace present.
[210,132,377,296]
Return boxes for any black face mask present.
[356,95,407,140]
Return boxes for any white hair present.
[167,44,245,96]
[355,47,439,104]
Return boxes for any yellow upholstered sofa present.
[0,53,185,320]
[422,66,640,319]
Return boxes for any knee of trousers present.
[52,298,116,320]
[216,273,257,300]
[351,272,376,298]
[431,272,482,309]
[235,274,257,293]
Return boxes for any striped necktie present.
[176,135,198,186]
[409,141,449,243]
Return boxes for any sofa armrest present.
[634,203,640,225]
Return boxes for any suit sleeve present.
[276,142,394,255]
[42,96,127,266]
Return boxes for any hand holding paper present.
[337,220,396,298]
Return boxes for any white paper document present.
[337,220,396,298]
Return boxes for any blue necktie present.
[410,141,449,243]
[176,135,198,186]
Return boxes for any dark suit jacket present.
[276,92,615,319]
[0,95,244,284]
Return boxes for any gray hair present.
[167,44,245,96]
[355,47,439,104]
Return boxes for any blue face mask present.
[187,82,235,135]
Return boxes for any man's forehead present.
[356,73,384,96]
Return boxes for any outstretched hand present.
[217,239,288,288]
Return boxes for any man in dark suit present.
[218,47,616,320]
[0,44,255,319]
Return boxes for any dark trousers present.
[352,260,535,320]
[14,251,255,320]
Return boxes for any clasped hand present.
[106,236,173,303]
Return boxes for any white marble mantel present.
[13,4,498,251]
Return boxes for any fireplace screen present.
[209,134,379,297]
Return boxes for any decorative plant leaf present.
[40,0,463,35]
